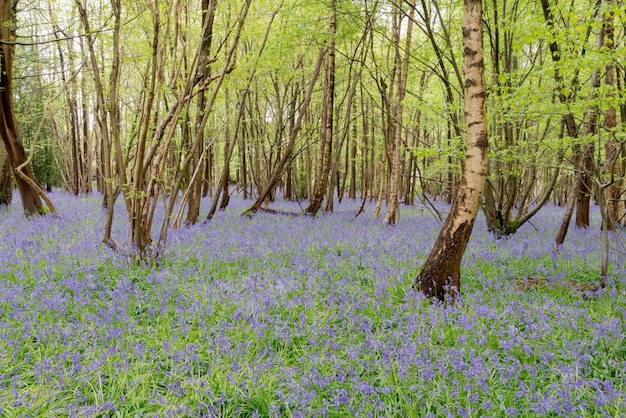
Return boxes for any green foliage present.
[13,43,63,189]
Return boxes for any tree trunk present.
[305,0,336,216]
[602,0,619,228]
[0,148,12,205]
[576,146,594,227]
[76,0,119,247]
[540,0,592,245]
[185,0,216,224]
[414,0,488,302]
[240,112,249,199]
[576,5,605,228]
[348,102,357,200]
[385,0,415,225]
[80,47,92,194]
[0,0,48,215]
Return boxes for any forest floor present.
[0,192,624,416]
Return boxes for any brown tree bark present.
[76,0,120,247]
[348,100,358,200]
[385,0,415,225]
[305,0,336,216]
[602,0,619,228]
[0,0,49,215]
[157,0,251,248]
[186,0,217,225]
[49,9,83,195]
[540,0,594,246]
[0,147,12,205]
[414,0,488,302]
[576,4,606,228]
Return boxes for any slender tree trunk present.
[185,0,216,224]
[219,88,232,210]
[540,0,592,244]
[285,85,298,201]
[76,0,119,247]
[129,0,161,253]
[80,48,92,194]
[373,161,385,219]
[602,0,618,227]
[306,0,336,216]
[576,7,605,228]
[305,124,313,201]
[385,0,415,225]
[348,100,358,200]
[361,98,369,199]
[414,0,488,302]
[0,148,12,205]
[240,114,249,199]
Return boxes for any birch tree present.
[414,0,488,302]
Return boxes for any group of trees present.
[1,0,624,298]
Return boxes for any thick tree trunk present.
[0,0,47,215]
[414,0,488,302]
[576,146,594,227]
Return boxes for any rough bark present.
[414,0,488,302]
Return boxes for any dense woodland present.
[1,2,625,412]
[0,0,624,261]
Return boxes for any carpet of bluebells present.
[0,192,624,417]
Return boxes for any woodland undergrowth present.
[0,192,624,416]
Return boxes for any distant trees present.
[1,0,623,268]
